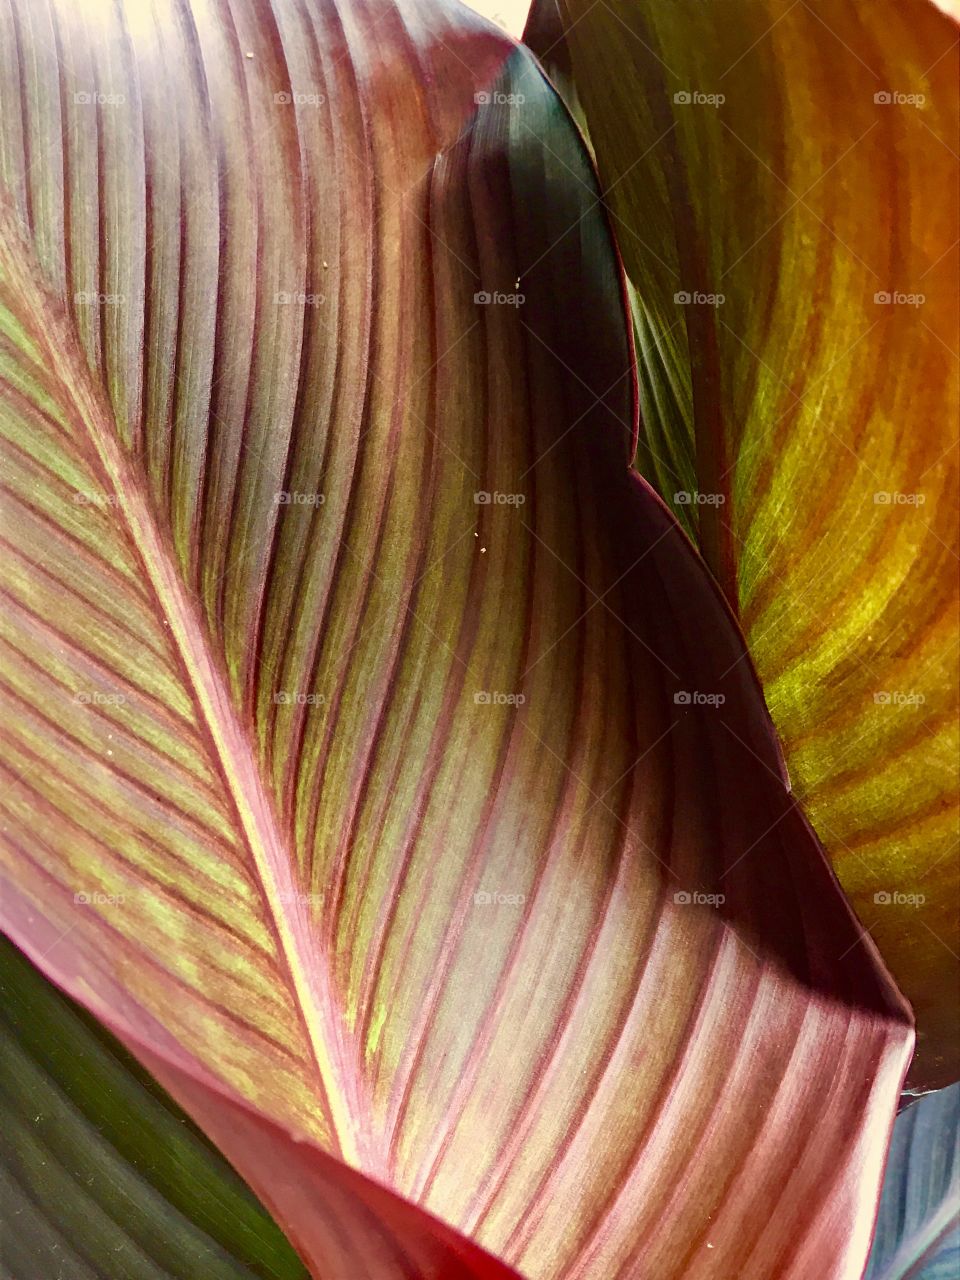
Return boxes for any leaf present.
[0,935,309,1280]
[866,1083,960,1279]
[0,0,912,1277]
[524,0,960,1088]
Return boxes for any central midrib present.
[4,226,380,1174]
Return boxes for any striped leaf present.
[0,0,913,1275]
[0,936,309,1280]
[866,1084,960,1279]
[524,0,960,1088]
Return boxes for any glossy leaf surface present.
[524,0,960,1088]
[0,0,913,1276]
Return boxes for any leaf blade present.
[866,1084,960,1280]
[0,2,914,1277]
[0,936,310,1280]
[524,0,960,1087]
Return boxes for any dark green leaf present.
[0,937,309,1280]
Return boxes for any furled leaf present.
[524,0,960,1088]
[0,935,309,1280]
[866,1083,960,1279]
[0,0,912,1276]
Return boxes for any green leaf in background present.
[0,936,308,1280]
[866,1083,960,1279]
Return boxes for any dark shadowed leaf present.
[524,0,960,1089]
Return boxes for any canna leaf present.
[524,0,960,1088]
[0,0,913,1276]
[0,935,309,1280]
[865,1083,960,1279]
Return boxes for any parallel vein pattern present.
[0,936,311,1280]
[0,1,913,1278]
[522,0,960,1087]
[866,1083,960,1280]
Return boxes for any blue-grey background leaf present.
[866,1084,959,1280]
